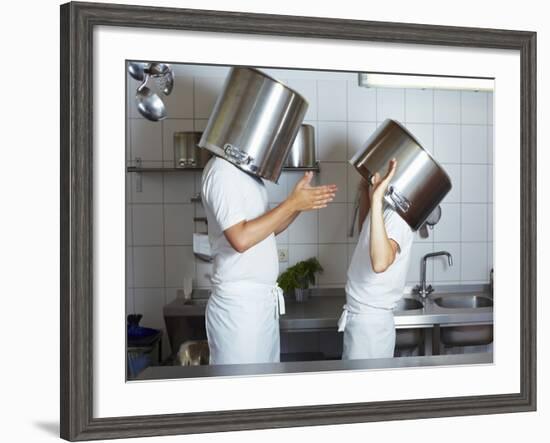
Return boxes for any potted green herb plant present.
[277,257,323,302]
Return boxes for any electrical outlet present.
[278,247,288,263]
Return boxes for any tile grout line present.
[129,117,496,126]
[161,116,168,308]
[485,93,492,281]
[405,89,418,260]
[128,94,136,315]
[430,88,436,281]
[431,89,436,255]
[344,78,349,272]
[128,75,139,313]
[431,89,443,284]
[316,79,320,269]
[191,76,199,289]
[459,91,463,283]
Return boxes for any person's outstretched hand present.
[288,171,338,211]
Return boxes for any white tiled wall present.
[126,64,494,353]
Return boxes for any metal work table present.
[163,285,493,331]
[135,352,493,380]
[163,285,493,358]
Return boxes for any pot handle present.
[223,143,253,165]
[387,186,411,213]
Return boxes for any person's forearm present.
[225,199,299,252]
[224,171,337,252]
[275,211,300,235]
[369,200,396,273]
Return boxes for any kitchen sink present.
[440,324,493,347]
[433,294,492,309]
[394,298,423,311]
[434,293,493,347]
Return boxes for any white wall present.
[2,1,547,443]
[126,64,494,335]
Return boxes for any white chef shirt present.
[346,206,414,310]
[201,156,279,287]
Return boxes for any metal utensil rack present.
[126,163,321,173]
[127,157,320,193]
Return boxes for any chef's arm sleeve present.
[385,211,410,255]
[203,169,247,231]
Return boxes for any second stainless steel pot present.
[198,67,309,182]
[285,124,316,168]
[350,119,452,231]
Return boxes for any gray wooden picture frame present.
[60,1,537,440]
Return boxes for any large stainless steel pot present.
[198,67,308,182]
[173,131,211,168]
[350,119,452,231]
[285,124,316,168]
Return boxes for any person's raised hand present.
[369,158,397,206]
[288,171,337,211]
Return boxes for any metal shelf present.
[126,163,320,173]
[283,164,320,172]
[126,166,202,172]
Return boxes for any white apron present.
[337,301,395,360]
[205,282,285,365]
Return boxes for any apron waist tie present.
[272,285,286,319]
[337,303,394,332]
[337,304,349,332]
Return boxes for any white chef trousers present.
[205,282,286,365]
[338,303,396,360]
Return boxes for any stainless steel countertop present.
[135,352,493,380]
[163,285,493,331]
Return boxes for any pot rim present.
[232,66,309,106]
[384,119,452,184]
[349,118,452,185]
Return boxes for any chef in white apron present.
[338,159,414,359]
[202,156,337,365]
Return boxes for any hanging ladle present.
[128,62,149,82]
[135,74,167,121]
[148,62,174,95]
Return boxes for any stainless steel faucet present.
[414,251,453,299]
